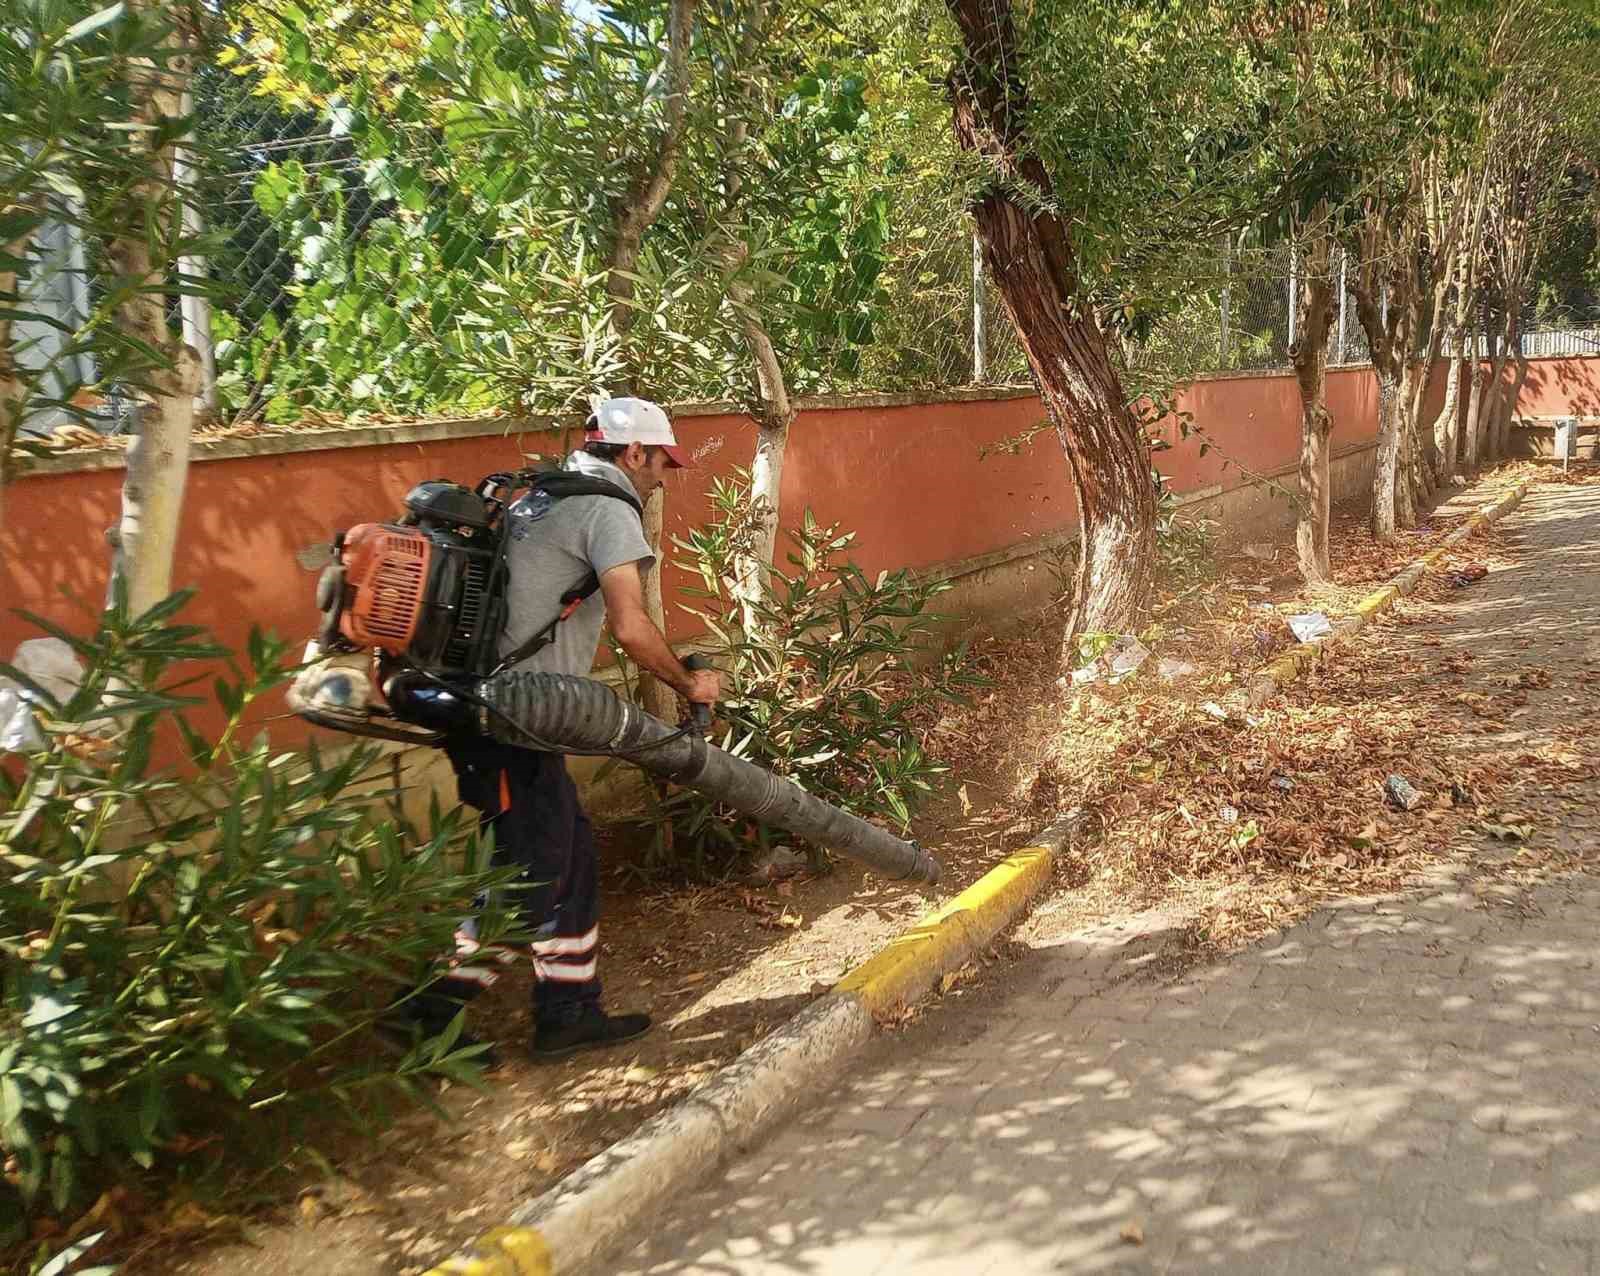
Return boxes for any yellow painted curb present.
[1259,478,1533,702]
[835,845,1056,1017]
[1353,585,1398,617]
[424,1227,552,1276]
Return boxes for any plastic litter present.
[1,638,86,754]
[0,677,45,752]
[1449,563,1489,588]
[1287,612,1333,644]
[1070,635,1150,687]
[1270,773,1296,793]
[1384,774,1425,812]
[1156,657,1199,683]
[1219,805,1240,825]
[14,638,84,705]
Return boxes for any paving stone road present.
[617,479,1600,1276]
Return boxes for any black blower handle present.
[682,653,716,738]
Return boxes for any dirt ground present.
[31,464,1577,1276]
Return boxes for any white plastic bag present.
[14,637,84,705]
[0,638,85,754]
[0,676,45,752]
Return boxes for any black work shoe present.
[531,1008,652,1061]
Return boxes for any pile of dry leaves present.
[950,467,1598,959]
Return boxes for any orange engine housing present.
[337,523,433,654]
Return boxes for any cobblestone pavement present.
[617,479,1600,1276]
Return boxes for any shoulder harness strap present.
[492,470,645,673]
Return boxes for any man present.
[432,397,721,1060]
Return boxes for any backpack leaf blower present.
[287,470,941,885]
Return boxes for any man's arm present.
[600,562,721,704]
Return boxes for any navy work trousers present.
[438,735,602,1026]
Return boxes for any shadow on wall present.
[1518,356,1600,420]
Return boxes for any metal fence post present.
[1336,247,1348,364]
[176,91,216,415]
[1287,242,1298,353]
[1219,235,1232,366]
[971,232,986,385]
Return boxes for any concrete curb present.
[423,815,1082,1276]
[424,479,1533,1276]
[1244,478,1532,707]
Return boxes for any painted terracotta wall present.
[1501,354,1600,419]
[2,367,1401,751]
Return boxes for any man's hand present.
[601,562,722,704]
[683,667,721,705]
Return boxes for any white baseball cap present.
[585,397,692,468]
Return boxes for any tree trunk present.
[600,0,695,719]
[1499,360,1531,459]
[725,239,795,623]
[1492,301,1529,456]
[1432,331,1465,484]
[1391,247,1427,529]
[1477,313,1512,464]
[1410,274,1452,481]
[108,2,199,613]
[714,1,798,628]
[603,0,696,361]
[1464,306,1498,470]
[1294,381,1333,584]
[1290,219,1336,584]
[723,219,795,630]
[1398,403,1423,526]
[1406,396,1432,509]
[731,414,791,625]
[946,0,1153,641]
[635,489,678,723]
[1371,369,1402,541]
[1349,200,1421,543]
[1435,169,1491,486]
[1462,353,1487,471]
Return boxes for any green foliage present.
[1013,1,1293,305]
[0,593,514,1233]
[644,473,982,878]
[1153,476,1216,590]
[202,0,989,420]
[213,158,488,420]
[0,0,211,470]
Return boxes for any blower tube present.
[475,670,941,885]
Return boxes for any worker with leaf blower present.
[445,397,717,1059]
[290,396,940,1061]
[406,398,719,1061]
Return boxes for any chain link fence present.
[24,51,1600,433]
[177,60,1029,424]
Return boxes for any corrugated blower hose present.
[286,469,940,886]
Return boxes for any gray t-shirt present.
[499,452,654,677]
